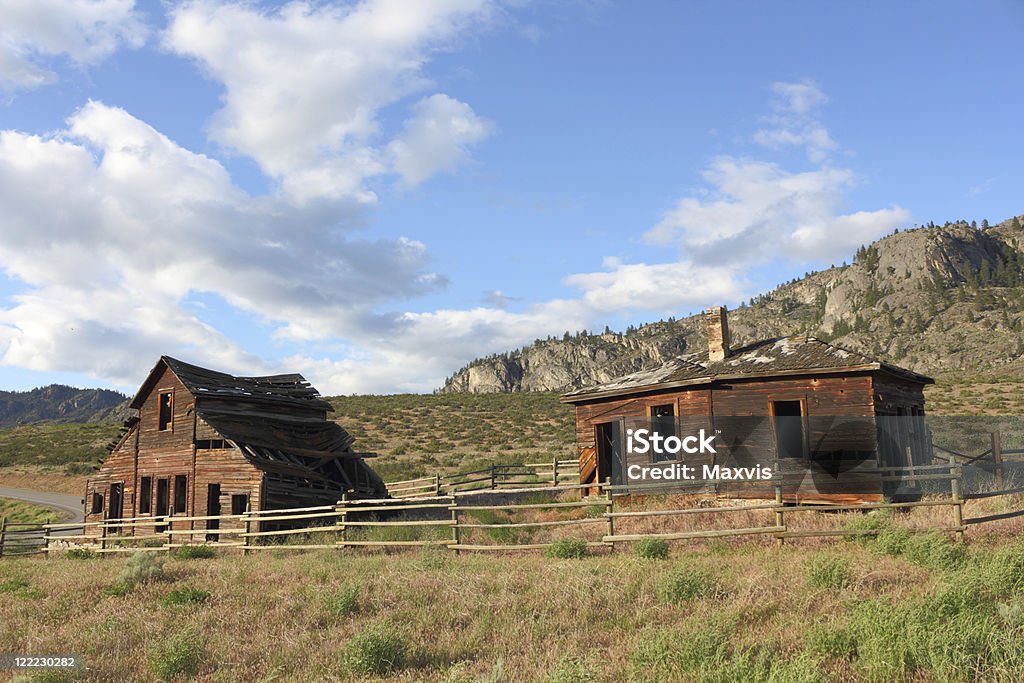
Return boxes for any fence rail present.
[5,436,1024,558]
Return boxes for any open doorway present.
[206,484,221,542]
[595,422,615,486]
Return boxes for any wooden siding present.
[572,371,927,502]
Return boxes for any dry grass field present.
[3,515,1024,682]
[2,385,1024,681]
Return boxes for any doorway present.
[206,484,221,542]
[595,422,615,486]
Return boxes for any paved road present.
[0,486,84,526]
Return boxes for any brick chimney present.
[705,305,731,362]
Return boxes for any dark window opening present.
[138,477,152,514]
[91,492,104,515]
[158,391,173,431]
[155,478,170,531]
[195,439,230,449]
[173,475,187,514]
[206,484,221,542]
[650,404,677,460]
[231,494,249,516]
[772,400,805,459]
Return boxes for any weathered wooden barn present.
[562,306,934,503]
[85,356,386,530]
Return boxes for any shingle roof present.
[129,356,331,411]
[562,335,932,402]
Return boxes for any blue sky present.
[0,0,1021,395]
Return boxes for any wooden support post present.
[490,465,497,490]
[337,494,348,549]
[992,430,1004,490]
[44,517,51,558]
[164,510,173,551]
[242,503,252,556]
[602,479,610,552]
[0,516,7,558]
[948,454,964,542]
[774,484,785,546]
[99,516,107,555]
[451,498,461,555]
[434,474,441,496]
[552,457,559,486]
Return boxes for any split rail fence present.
[3,438,1024,558]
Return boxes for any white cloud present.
[388,93,491,187]
[754,79,838,162]
[0,102,445,386]
[646,157,909,264]
[0,0,147,90]
[164,0,494,202]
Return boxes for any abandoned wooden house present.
[561,306,934,503]
[85,356,386,532]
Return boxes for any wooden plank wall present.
[571,373,919,501]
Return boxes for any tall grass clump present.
[657,566,723,605]
[841,511,889,541]
[634,538,670,560]
[344,622,408,676]
[805,554,852,590]
[160,587,211,607]
[149,628,203,680]
[170,544,215,560]
[902,532,965,570]
[324,584,361,618]
[546,538,587,559]
[541,656,597,683]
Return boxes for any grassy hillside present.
[3,526,1024,682]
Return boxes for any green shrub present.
[806,555,852,590]
[170,544,215,560]
[657,566,723,605]
[149,628,202,680]
[324,584,360,618]
[344,623,407,675]
[0,577,30,593]
[160,587,211,607]
[65,548,98,560]
[546,538,587,559]
[634,538,670,560]
[63,462,97,476]
[118,551,165,586]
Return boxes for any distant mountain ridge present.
[441,214,1024,393]
[0,385,128,428]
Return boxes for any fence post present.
[434,473,441,496]
[0,516,6,558]
[604,477,614,550]
[99,515,107,555]
[450,497,461,555]
[992,430,1004,490]
[774,483,785,546]
[337,493,348,549]
[552,457,559,486]
[242,503,252,556]
[44,517,51,558]
[490,465,497,490]
[948,453,964,542]
[164,509,174,551]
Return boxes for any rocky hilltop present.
[0,384,129,427]
[442,215,1024,393]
